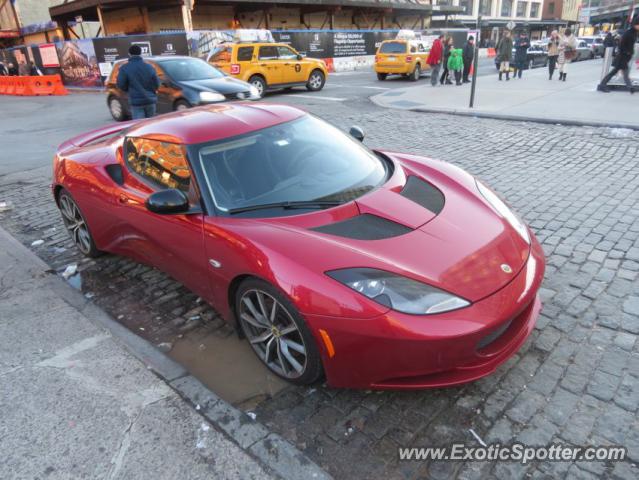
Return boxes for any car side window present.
[124,137,191,192]
[259,46,279,60]
[277,46,297,60]
[237,46,254,61]
[210,46,232,62]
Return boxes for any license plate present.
[387,56,396,62]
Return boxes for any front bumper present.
[306,232,545,389]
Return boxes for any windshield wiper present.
[227,200,342,215]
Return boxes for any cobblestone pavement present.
[1,95,638,479]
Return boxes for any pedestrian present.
[427,34,444,87]
[603,32,614,49]
[597,17,639,93]
[7,63,18,76]
[496,31,513,81]
[462,35,475,83]
[28,62,41,76]
[557,28,577,81]
[439,37,453,85]
[547,30,560,80]
[117,45,160,120]
[448,48,464,85]
[512,32,530,79]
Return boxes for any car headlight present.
[476,179,530,244]
[199,91,225,102]
[327,268,470,315]
[249,85,260,98]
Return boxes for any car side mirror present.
[297,54,303,60]
[146,189,189,214]
[349,126,365,142]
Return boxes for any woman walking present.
[557,28,577,81]
[547,31,560,80]
[512,32,530,79]
[496,31,513,81]
[439,37,453,85]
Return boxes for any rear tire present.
[58,189,102,258]
[235,278,323,385]
[377,72,387,81]
[249,75,266,97]
[410,64,421,81]
[108,96,127,122]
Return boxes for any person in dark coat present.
[512,32,530,79]
[603,32,614,48]
[598,17,639,93]
[7,63,17,76]
[462,36,475,83]
[117,45,160,119]
[427,34,444,87]
[439,37,453,85]
[497,31,513,81]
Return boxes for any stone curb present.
[0,224,331,480]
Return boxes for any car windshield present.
[160,58,225,81]
[197,115,388,214]
[380,42,407,54]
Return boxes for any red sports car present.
[52,103,544,389]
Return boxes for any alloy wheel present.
[251,79,264,96]
[239,289,307,379]
[109,98,123,120]
[309,72,323,90]
[59,194,92,255]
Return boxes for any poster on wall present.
[93,33,188,81]
[39,43,60,67]
[273,31,333,58]
[187,30,233,59]
[55,39,101,88]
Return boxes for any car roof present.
[125,103,306,145]
[112,55,196,66]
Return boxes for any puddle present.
[169,329,288,409]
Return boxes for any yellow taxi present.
[208,41,328,97]
[374,36,430,82]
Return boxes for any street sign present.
[506,20,516,30]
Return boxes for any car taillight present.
[406,56,413,63]
[375,55,380,63]
[230,64,240,74]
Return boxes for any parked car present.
[574,40,594,61]
[579,36,605,58]
[106,56,259,121]
[494,45,548,70]
[375,39,430,81]
[207,41,328,96]
[52,103,545,389]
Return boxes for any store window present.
[501,0,513,17]
[125,137,191,192]
[548,2,555,14]
[516,2,527,17]
[479,0,492,16]
[530,2,540,17]
[459,0,474,15]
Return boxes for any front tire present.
[58,189,102,258]
[410,64,421,81]
[108,96,127,121]
[249,75,266,97]
[377,72,387,81]
[306,69,325,91]
[174,99,191,111]
[236,278,323,385]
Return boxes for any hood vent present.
[311,214,411,240]
[400,176,445,215]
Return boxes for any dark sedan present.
[495,45,548,70]
[106,56,259,121]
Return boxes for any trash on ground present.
[84,292,95,299]
[469,428,487,447]
[0,201,13,212]
[31,239,44,247]
[156,342,173,353]
[247,411,257,420]
[61,263,78,279]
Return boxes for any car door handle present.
[118,194,130,204]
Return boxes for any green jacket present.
[447,48,464,71]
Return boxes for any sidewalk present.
[0,224,329,480]
[371,59,639,129]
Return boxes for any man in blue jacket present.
[117,45,160,119]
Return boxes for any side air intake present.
[311,214,411,240]
[400,176,445,214]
